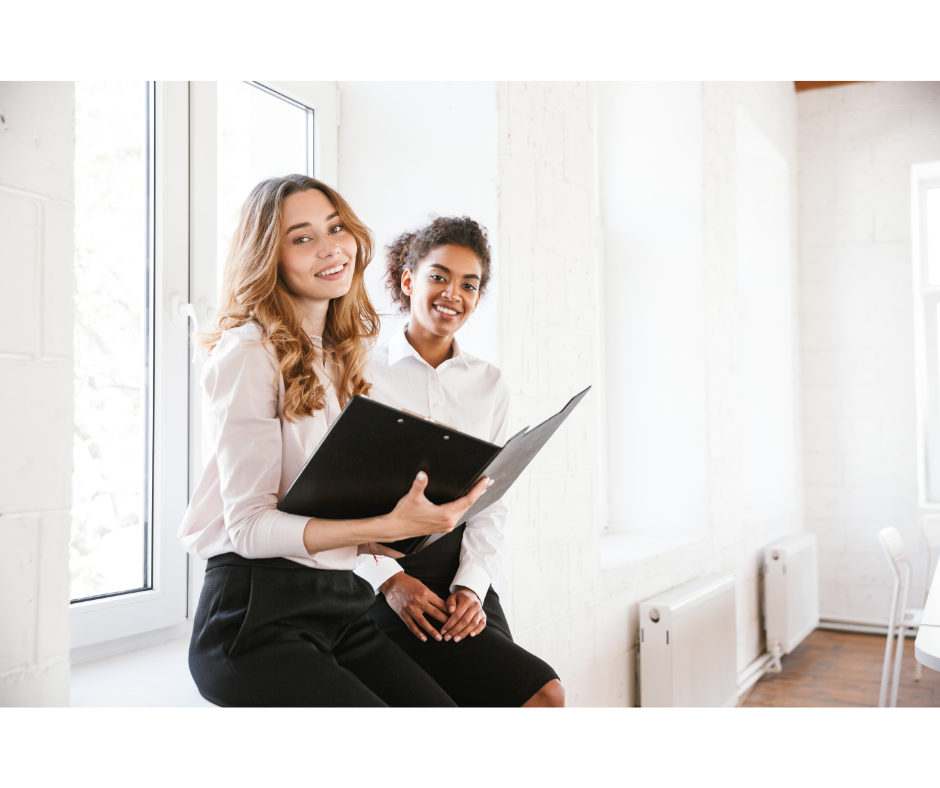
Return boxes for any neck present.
[296,295,329,339]
[405,321,453,369]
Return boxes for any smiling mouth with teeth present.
[434,304,460,316]
[315,263,346,277]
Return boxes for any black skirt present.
[367,525,559,706]
[189,552,456,707]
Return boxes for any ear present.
[400,267,413,296]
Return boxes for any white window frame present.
[70,81,192,650]
[912,161,940,508]
[70,81,339,654]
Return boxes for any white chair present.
[877,527,924,707]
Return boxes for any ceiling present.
[794,82,866,92]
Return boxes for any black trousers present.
[189,553,456,707]
[368,526,559,706]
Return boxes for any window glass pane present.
[71,81,151,601]
[928,188,940,285]
[217,82,311,282]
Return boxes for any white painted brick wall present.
[0,82,74,706]
[497,82,799,705]
[799,81,940,624]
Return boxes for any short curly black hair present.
[385,216,492,312]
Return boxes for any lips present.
[314,262,348,278]
[432,303,461,317]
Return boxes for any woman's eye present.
[463,283,477,291]
[328,224,344,234]
[430,274,446,282]
[293,235,311,244]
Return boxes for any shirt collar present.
[388,322,470,369]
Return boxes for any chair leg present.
[879,581,900,708]
[890,624,905,708]
[915,659,922,682]
[889,567,912,708]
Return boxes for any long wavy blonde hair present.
[200,174,378,422]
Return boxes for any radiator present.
[763,533,819,662]
[638,574,738,707]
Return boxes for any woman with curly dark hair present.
[356,216,564,707]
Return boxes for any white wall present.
[598,82,709,540]
[737,106,799,526]
[497,82,801,705]
[336,82,500,364]
[798,81,940,623]
[0,82,74,705]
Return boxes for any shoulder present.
[210,322,278,371]
[370,337,392,366]
[460,352,509,396]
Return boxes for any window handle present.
[170,296,215,362]
[170,295,215,332]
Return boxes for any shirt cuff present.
[273,511,315,559]
[354,555,404,594]
[450,562,491,604]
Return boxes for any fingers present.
[468,617,487,638]
[447,609,484,642]
[423,602,448,624]
[401,611,430,642]
[412,609,444,641]
[442,596,478,641]
[409,470,429,498]
[402,607,442,642]
[441,593,462,632]
[426,594,449,621]
[444,476,493,520]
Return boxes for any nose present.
[441,281,459,300]
[317,236,342,258]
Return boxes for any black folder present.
[277,386,591,554]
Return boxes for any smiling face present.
[401,244,483,340]
[278,188,358,308]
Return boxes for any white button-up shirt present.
[355,324,510,602]
[178,322,358,570]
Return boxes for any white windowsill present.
[598,532,705,569]
[70,631,214,707]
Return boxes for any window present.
[913,162,940,507]
[70,82,190,651]
[69,81,340,654]
[71,82,153,602]
[217,82,314,280]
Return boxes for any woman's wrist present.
[378,571,404,595]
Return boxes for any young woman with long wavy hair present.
[178,176,490,707]
[355,216,564,707]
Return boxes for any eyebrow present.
[285,212,340,235]
[428,263,480,281]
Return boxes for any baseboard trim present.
[817,619,918,638]
[737,651,773,698]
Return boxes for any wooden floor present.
[739,629,940,707]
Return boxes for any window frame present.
[70,80,340,654]
[70,81,191,650]
[913,162,940,509]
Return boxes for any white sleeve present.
[450,373,511,602]
[354,554,405,594]
[206,330,311,559]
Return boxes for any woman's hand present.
[301,472,492,555]
[379,471,493,542]
[441,587,486,642]
[380,573,448,643]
